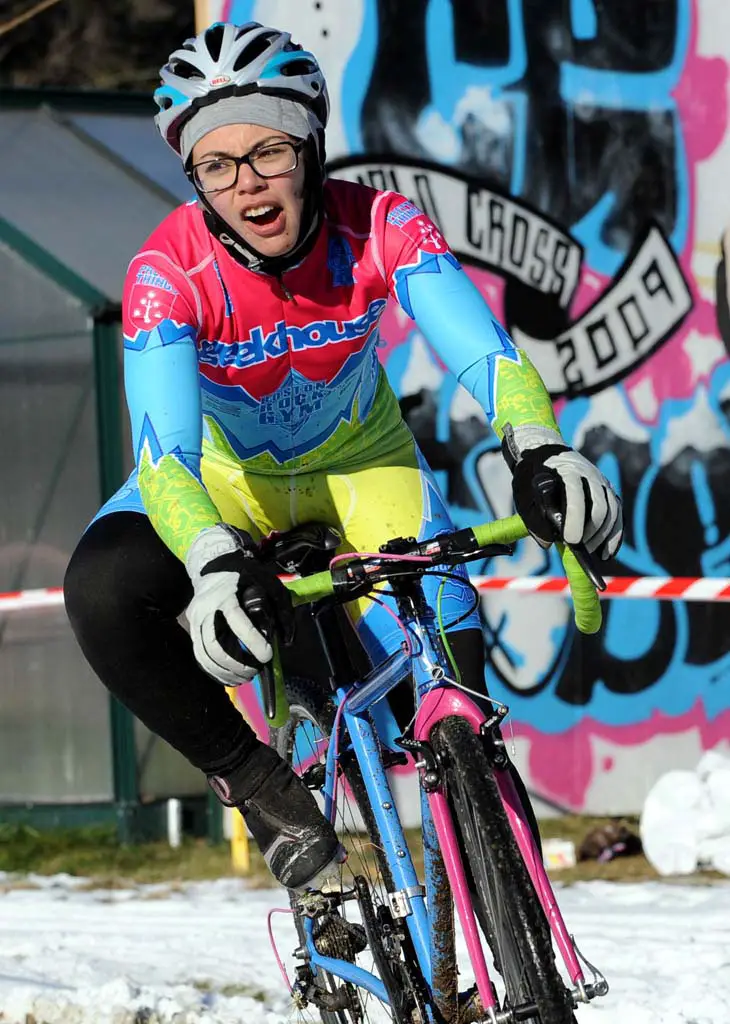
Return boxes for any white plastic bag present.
[640,749,730,876]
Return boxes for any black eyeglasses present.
[190,140,305,194]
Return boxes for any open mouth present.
[242,204,283,228]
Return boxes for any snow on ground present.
[1,873,729,1023]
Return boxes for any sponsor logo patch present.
[199,298,387,370]
[387,200,446,255]
[128,266,180,331]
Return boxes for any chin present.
[249,236,295,259]
[267,239,294,256]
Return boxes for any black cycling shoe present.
[208,742,344,890]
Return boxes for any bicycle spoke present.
[276,691,404,1024]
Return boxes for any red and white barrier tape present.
[473,576,730,601]
[0,587,65,612]
[2,576,730,614]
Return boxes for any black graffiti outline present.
[329,156,693,399]
[327,152,585,305]
[521,221,695,399]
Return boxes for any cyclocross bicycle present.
[246,499,610,1024]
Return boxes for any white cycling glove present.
[502,424,623,560]
[185,524,295,686]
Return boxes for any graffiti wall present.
[211,0,730,814]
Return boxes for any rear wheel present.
[433,716,575,1024]
[271,677,426,1024]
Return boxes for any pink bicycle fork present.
[415,687,585,1016]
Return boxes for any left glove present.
[185,523,295,686]
[502,424,623,560]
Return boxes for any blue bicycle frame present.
[301,599,461,1015]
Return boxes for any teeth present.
[244,205,276,219]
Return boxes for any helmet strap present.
[192,139,325,277]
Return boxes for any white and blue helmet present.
[154,21,330,160]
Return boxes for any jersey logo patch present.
[128,266,180,331]
[388,201,446,256]
[386,200,421,228]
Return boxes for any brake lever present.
[241,586,278,721]
[565,541,606,593]
[532,471,607,592]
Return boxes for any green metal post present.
[93,309,138,842]
[207,789,225,845]
[92,310,125,502]
[0,217,145,837]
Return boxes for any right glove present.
[185,523,295,686]
[502,423,623,560]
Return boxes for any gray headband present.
[180,93,322,165]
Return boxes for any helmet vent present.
[280,57,318,78]
[233,32,277,71]
[170,57,205,81]
[235,22,262,40]
[204,24,226,62]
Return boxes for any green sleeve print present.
[491,348,560,440]
[124,308,221,562]
[138,445,221,562]
[377,206,562,443]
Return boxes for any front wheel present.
[433,716,575,1024]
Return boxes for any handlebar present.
[248,513,604,723]
[285,513,604,635]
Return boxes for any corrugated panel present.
[0,108,178,302]
[0,241,89,342]
[69,112,192,202]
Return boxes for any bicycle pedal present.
[301,762,327,790]
[312,912,367,961]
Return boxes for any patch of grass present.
[0,817,724,888]
[539,813,638,845]
[0,822,249,886]
[539,814,654,883]
[540,815,727,885]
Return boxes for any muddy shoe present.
[208,742,344,890]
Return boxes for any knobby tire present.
[433,716,574,1024]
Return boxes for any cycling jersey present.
[101,178,559,560]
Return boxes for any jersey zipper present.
[277,274,296,303]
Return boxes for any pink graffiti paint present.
[517,700,730,809]
[676,2,728,163]
[624,1,729,419]
[380,3,729,421]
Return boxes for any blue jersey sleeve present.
[122,258,222,559]
[376,192,558,435]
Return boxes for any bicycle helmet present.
[155,21,329,160]
[153,22,330,275]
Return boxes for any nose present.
[236,162,265,193]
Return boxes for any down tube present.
[343,707,432,986]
